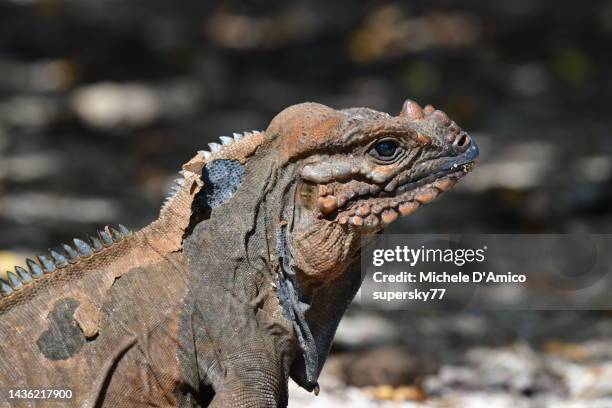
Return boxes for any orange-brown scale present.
[330,173,461,227]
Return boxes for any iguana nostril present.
[454,133,470,151]
[400,99,424,120]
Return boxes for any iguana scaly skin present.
[0,100,478,407]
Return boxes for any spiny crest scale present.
[0,225,130,298]
[162,130,263,213]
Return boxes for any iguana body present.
[0,101,478,407]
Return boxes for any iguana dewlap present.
[0,100,478,407]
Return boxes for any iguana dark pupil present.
[374,140,397,158]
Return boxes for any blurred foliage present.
[0,0,610,250]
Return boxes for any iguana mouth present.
[317,158,476,229]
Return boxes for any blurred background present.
[0,0,611,406]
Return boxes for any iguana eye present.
[369,139,400,161]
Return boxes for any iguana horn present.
[400,99,424,120]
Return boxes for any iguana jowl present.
[0,100,478,407]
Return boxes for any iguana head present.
[266,100,478,286]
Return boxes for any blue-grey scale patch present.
[37,298,86,360]
[275,226,319,386]
[201,160,245,208]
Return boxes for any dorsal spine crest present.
[0,129,265,302]
[160,130,264,214]
[0,224,130,298]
